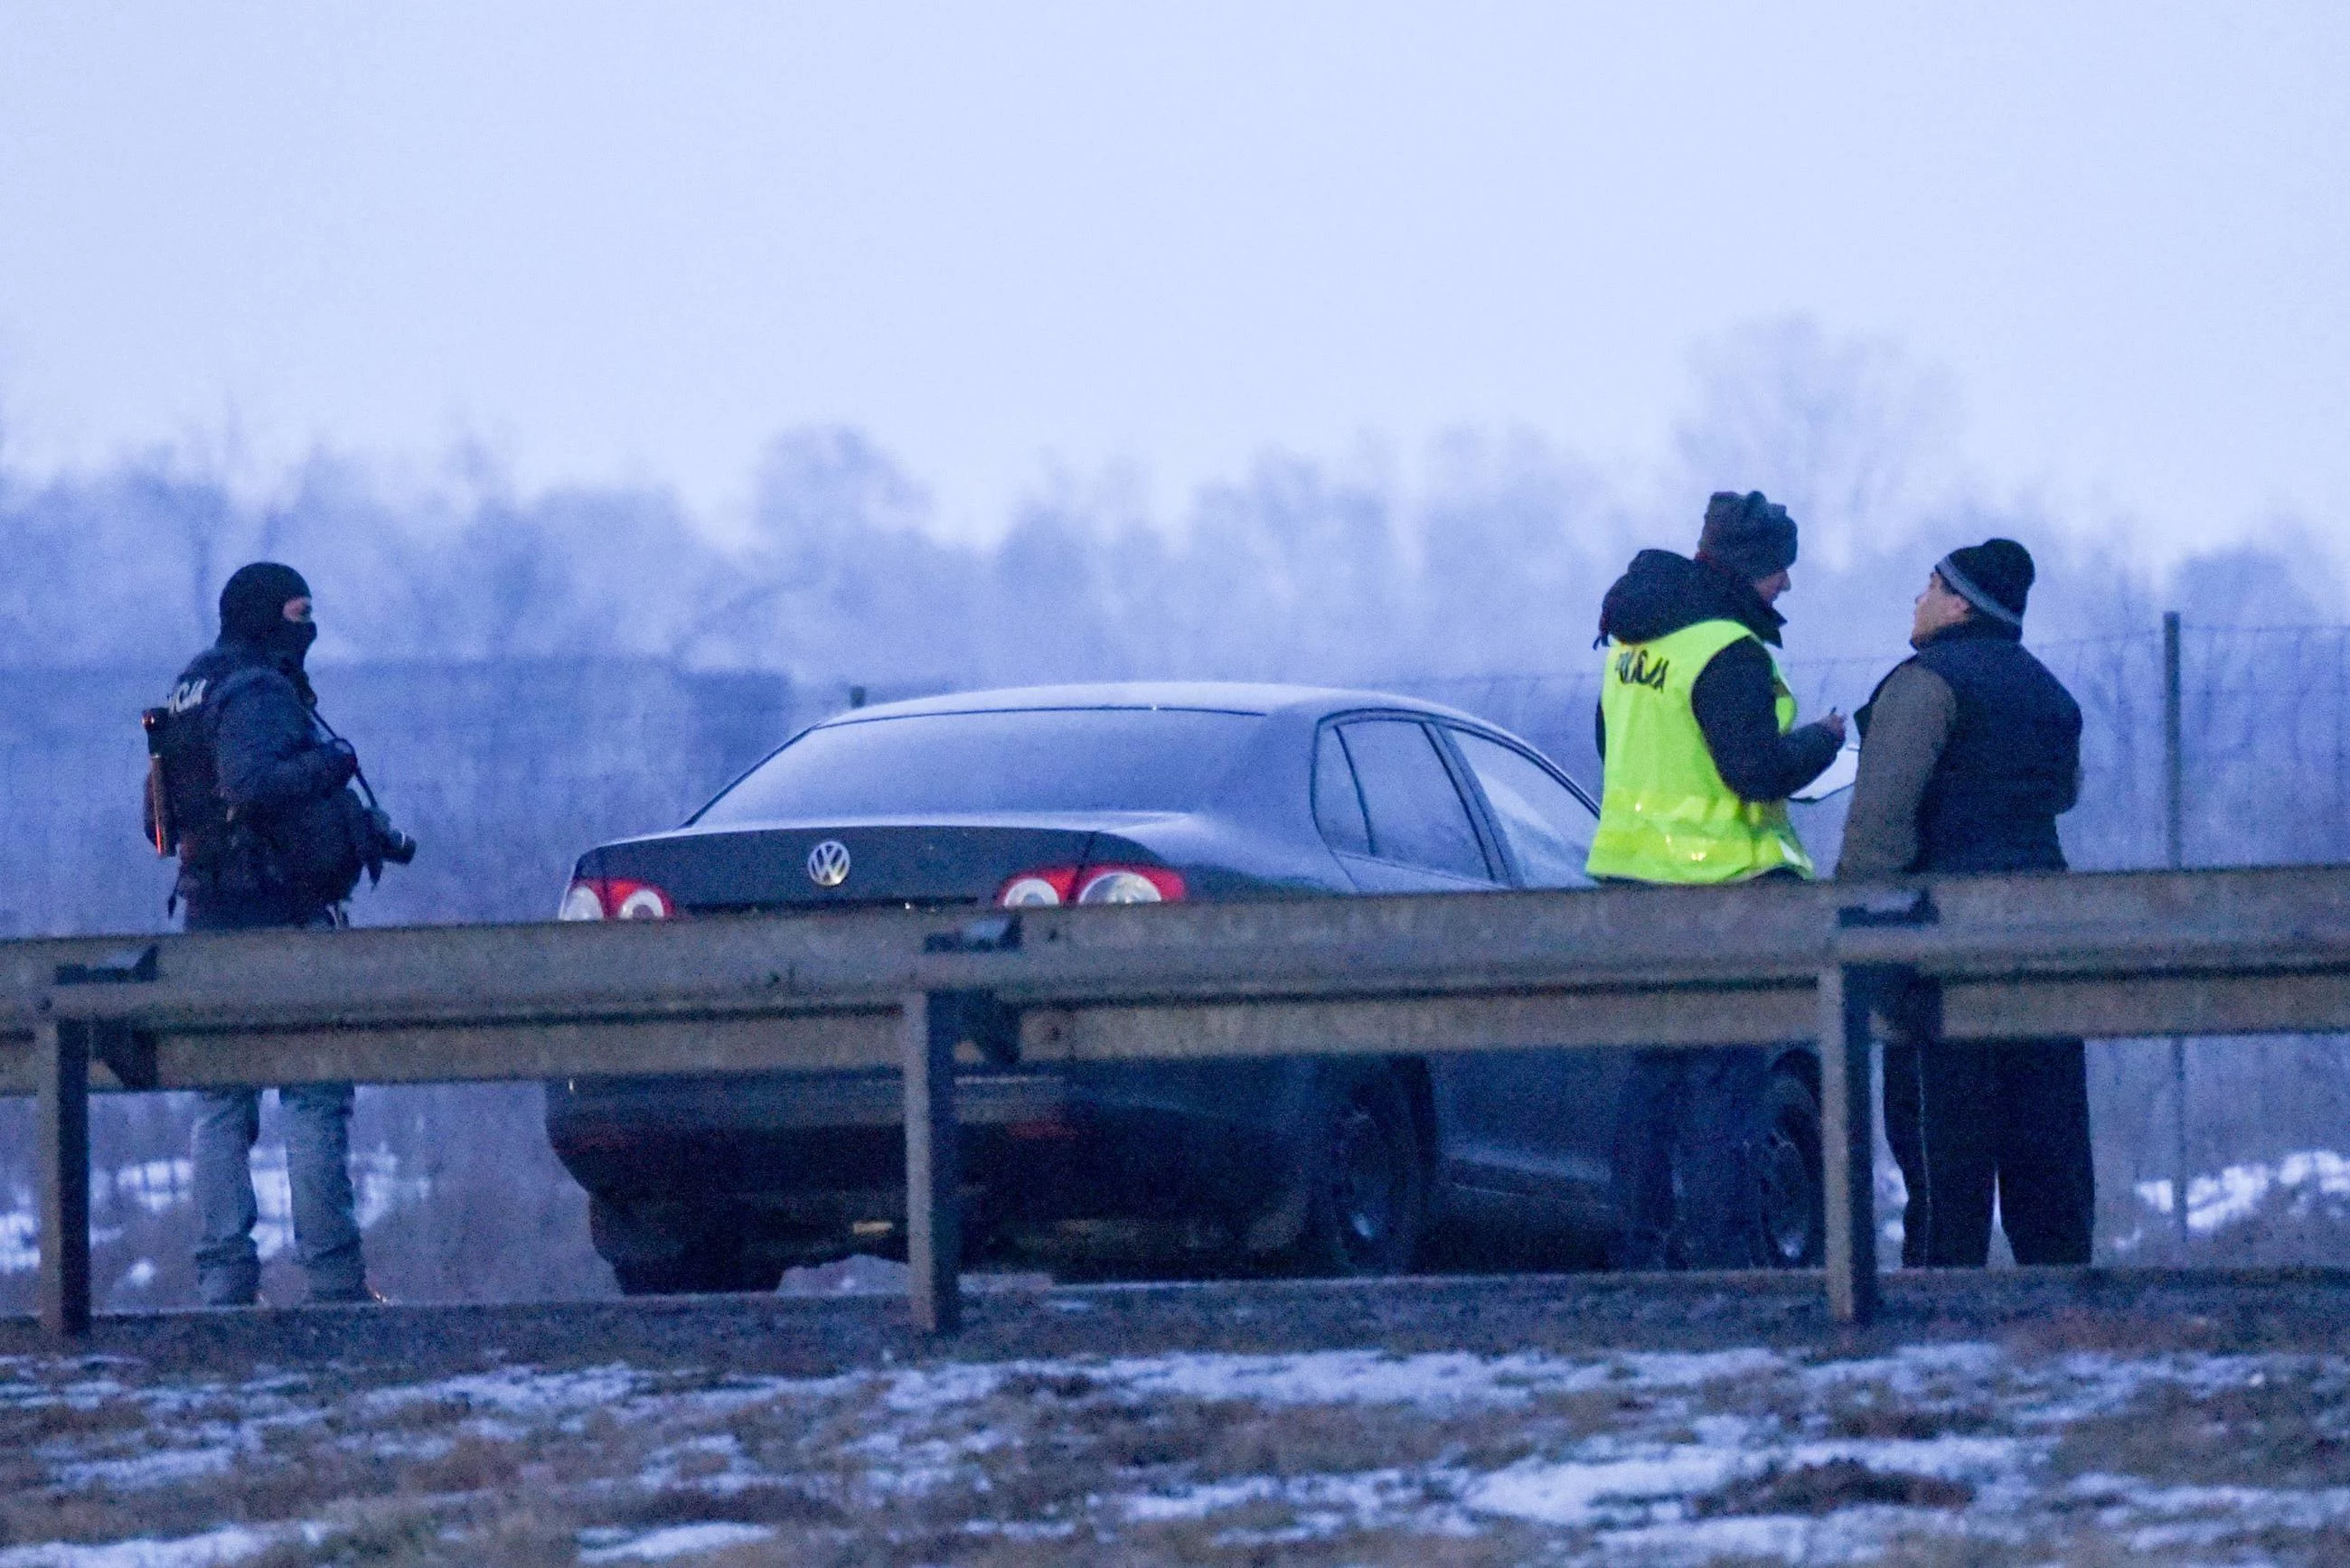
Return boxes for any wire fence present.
[1,624,2344,1307]
[1390,624,2350,873]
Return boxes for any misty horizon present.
[7,5,2345,562]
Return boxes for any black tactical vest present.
[151,642,281,899]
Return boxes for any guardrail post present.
[901,991,962,1334]
[37,1017,92,1338]
[1819,966,1879,1325]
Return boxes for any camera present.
[366,806,418,866]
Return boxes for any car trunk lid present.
[574,818,1179,912]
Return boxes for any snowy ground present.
[2,1321,2346,1565]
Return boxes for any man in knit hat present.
[1589,491,1846,1269]
[1838,539,2093,1266]
[155,562,377,1306]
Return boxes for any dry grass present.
[1692,1459,1974,1516]
[5,1341,2350,1564]
[2049,1370,2350,1488]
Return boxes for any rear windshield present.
[695,708,1264,824]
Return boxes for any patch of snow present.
[634,1432,752,1489]
[0,1525,276,1568]
[1121,1475,1283,1523]
[1800,1341,2006,1389]
[1123,1469,1420,1524]
[1115,1468,1474,1543]
[1786,1435,2022,1479]
[2133,1149,2350,1233]
[0,1207,36,1275]
[776,1254,908,1296]
[352,1145,433,1231]
[1468,1449,1751,1527]
[364,1363,644,1418]
[93,1160,192,1218]
[2087,1479,2350,1532]
[1595,1511,1984,1566]
[578,1523,776,1562]
[878,1347,1788,1416]
[959,1518,1079,1540]
[1594,1514,1827,1564]
[54,1446,239,1491]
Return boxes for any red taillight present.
[993,864,1185,907]
[559,878,673,920]
[995,868,1080,907]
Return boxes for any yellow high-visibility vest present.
[1585,617,1815,884]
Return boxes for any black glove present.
[323,738,360,788]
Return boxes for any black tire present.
[1290,1063,1427,1277]
[591,1197,781,1296]
[1753,1069,1825,1269]
[611,1253,777,1296]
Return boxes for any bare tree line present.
[5,318,2337,696]
[2,317,2343,1307]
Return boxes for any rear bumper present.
[545,1060,1317,1239]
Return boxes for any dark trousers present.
[1610,1046,1769,1270]
[1601,869,1794,1272]
[1882,1022,2095,1267]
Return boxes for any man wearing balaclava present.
[1588,492,1847,1270]
[1839,539,2092,1266]
[157,562,375,1306]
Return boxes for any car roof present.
[814,681,1499,729]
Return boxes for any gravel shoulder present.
[6,1265,2347,1379]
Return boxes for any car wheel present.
[1753,1069,1825,1269]
[611,1251,776,1297]
[1291,1064,1426,1277]
[591,1197,780,1296]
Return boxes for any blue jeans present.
[183,901,367,1305]
[193,1083,366,1305]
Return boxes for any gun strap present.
[307,703,385,813]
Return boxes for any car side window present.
[1451,729,1597,887]
[1337,718,1492,880]
[1312,725,1372,857]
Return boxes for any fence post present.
[2163,611,2185,869]
[2163,610,2190,1253]
[37,1017,92,1339]
[901,991,962,1335]
[1819,966,1879,1325]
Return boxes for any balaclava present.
[218,561,316,662]
[1936,539,2035,628]
[1696,491,1800,584]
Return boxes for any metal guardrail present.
[7,865,2349,1339]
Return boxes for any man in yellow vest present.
[1589,490,1845,1269]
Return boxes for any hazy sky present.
[3,3,2344,551]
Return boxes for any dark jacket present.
[1593,549,1840,803]
[1840,618,2081,877]
[167,636,355,927]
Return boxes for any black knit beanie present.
[1936,539,2035,625]
[1697,491,1799,583]
[219,562,312,642]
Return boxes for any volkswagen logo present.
[805,840,852,888]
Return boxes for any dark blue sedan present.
[545,682,1822,1291]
